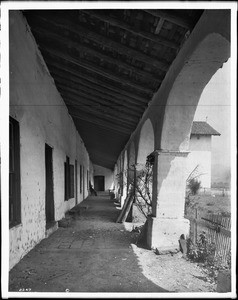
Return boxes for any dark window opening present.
[82,165,85,198]
[80,165,83,194]
[45,144,54,225]
[70,164,74,198]
[64,156,74,200]
[9,117,21,228]
[87,170,89,190]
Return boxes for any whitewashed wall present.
[9,11,93,269]
[187,135,212,188]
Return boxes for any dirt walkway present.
[9,192,216,294]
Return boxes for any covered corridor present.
[8,192,166,292]
[1,2,235,296]
[9,192,216,293]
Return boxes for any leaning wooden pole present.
[116,191,134,223]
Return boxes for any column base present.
[147,216,190,252]
[120,194,127,209]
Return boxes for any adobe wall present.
[187,135,212,188]
[9,11,92,270]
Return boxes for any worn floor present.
[9,192,167,293]
[9,192,216,294]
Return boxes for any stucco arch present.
[128,142,136,183]
[160,33,230,151]
[137,119,155,170]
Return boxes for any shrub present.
[187,178,201,195]
[186,232,231,281]
[187,232,216,264]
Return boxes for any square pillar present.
[147,150,190,252]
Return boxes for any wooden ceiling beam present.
[40,47,154,95]
[32,27,163,83]
[70,110,131,136]
[57,85,140,124]
[143,10,192,29]
[155,17,165,35]
[47,61,149,105]
[61,92,138,128]
[68,103,135,132]
[82,10,179,49]
[53,75,144,116]
[27,14,169,71]
[52,72,145,114]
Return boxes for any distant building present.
[187,121,221,189]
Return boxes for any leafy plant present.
[186,231,231,281]
[121,154,154,219]
[213,249,231,271]
[188,178,201,195]
[187,231,216,264]
[185,165,204,214]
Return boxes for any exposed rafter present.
[70,111,131,136]
[155,17,165,35]
[82,10,179,49]
[28,15,170,71]
[23,9,204,169]
[32,27,163,83]
[62,93,137,128]
[57,85,140,124]
[144,10,192,29]
[40,47,155,95]
[47,61,150,104]
[53,75,144,115]
[68,107,134,134]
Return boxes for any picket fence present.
[190,210,231,264]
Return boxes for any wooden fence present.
[190,210,231,263]
[197,187,231,196]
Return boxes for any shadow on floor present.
[9,194,168,293]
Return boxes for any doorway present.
[94,176,105,191]
[45,144,54,228]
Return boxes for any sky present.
[193,59,231,184]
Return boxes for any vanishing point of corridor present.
[9,193,166,293]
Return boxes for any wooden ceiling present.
[23,9,203,169]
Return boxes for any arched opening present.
[137,119,155,170]
[146,31,230,251]
[160,33,230,152]
[187,59,230,195]
[134,119,155,220]
[158,33,230,212]
[159,33,230,213]
[128,142,136,187]
[157,33,230,217]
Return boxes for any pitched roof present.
[191,121,221,136]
